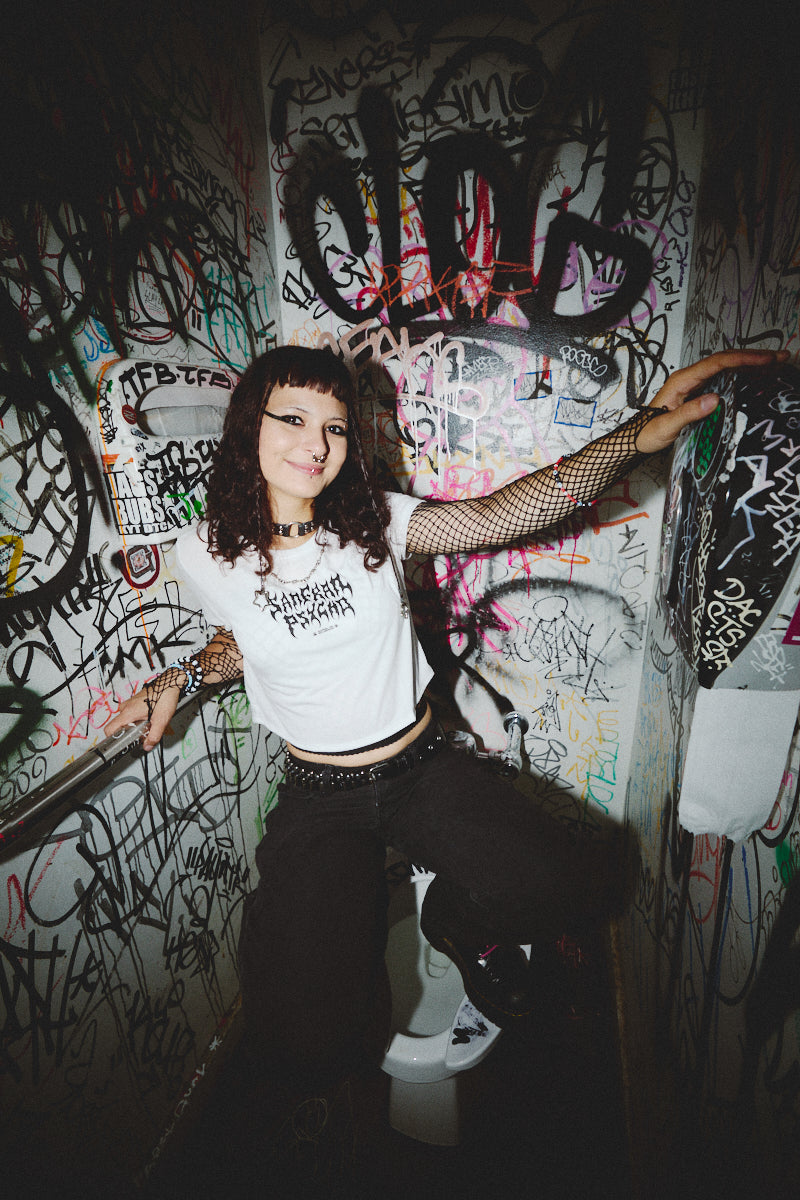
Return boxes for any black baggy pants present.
[238,724,626,1083]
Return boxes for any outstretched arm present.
[406,349,788,556]
[104,627,244,751]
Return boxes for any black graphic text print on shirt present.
[261,573,356,637]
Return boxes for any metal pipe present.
[499,711,529,777]
[445,710,529,779]
[0,720,150,851]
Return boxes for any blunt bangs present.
[262,346,356,413]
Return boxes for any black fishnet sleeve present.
[139,627,244,713]
[405,407,667,555]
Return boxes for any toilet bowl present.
[380,867,510,1146]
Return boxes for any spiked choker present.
[272,519,316,538]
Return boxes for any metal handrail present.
[0,681,242,849]
[0,720,149,851]
[0,684,211,852]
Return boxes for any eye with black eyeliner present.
[263,411,300,425]
[262,411,347,435]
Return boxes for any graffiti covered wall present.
[4,0,795,1190]
[0,4,281,1191]
[624,2,800,1191]
[259,0,703,831]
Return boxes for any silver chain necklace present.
[253,542,326,610]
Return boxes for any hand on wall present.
[636,349,790,453]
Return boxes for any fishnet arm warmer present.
[140,627,244,712]
[406,407,666,555]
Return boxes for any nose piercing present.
[312,453,327,463]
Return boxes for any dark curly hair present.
[205,345,391,573]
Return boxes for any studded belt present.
[283,723,446,792]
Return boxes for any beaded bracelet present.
[166,655,205,696]
[552,458,598,508]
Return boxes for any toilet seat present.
[382,993,502,1083]
[381,868,527,1087]
[444,997,502,1072]
[382,1027,452,1084]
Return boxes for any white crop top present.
[175,492,434,753]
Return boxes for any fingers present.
[141,700,177,752]
[104,696,150,739]
[636,392,719,454]
[103,677,183,752]
[104,690,173,751]
[652,349,789,410]
[637,348,791,453]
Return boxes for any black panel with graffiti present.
[661,364,800,688]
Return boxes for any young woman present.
[105,343,784,1084]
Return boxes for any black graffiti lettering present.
[0,927,98,1086]
[185,837,247,897]
[118,365,141,402]
[0,381,92,627]
[123,978,194,1093]
[154,363,178,387]
[282,18,654,345]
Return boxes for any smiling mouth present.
[288,462,325,476]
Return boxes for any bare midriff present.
[286,702,432,767]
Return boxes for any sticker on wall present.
[119,543,162,591]
[554,395,596,429]
[96,359,238,545]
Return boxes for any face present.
[257,384,349,518]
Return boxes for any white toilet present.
[380,865,514,1146]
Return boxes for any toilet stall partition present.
[658,364,800,839]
